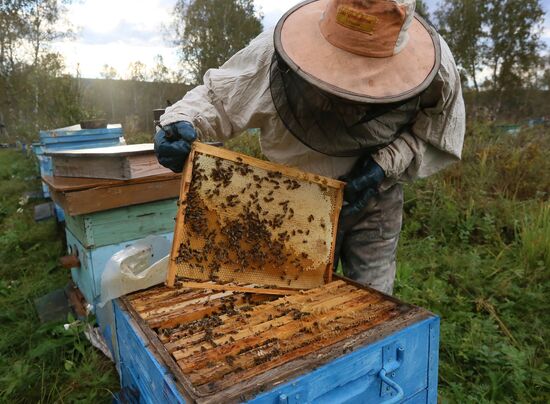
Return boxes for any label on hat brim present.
[336,5,378,35]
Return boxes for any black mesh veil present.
[269,51,422,157]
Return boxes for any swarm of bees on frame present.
[175,152,332,288]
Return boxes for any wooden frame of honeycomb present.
[166,143,344,292]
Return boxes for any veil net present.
[269,51,422,157]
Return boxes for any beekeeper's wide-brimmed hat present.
[274,0,441,103]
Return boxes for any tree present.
[127,61,148,81]
[541,55,550,91]
[415,0,430,20]
[100,64,118,80]
[171,0,263,84]
[150,55,170,83]
[100,64,118,119]
[435,0,487,92]
[0,0,80,140]
[484,0,545,93]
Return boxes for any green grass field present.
[0,124,548,402]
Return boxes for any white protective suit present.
[161,28,465,294]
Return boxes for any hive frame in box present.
[115,275,439,403]
[166,142,344,291]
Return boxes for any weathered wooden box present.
[37,124,125,198]
[47,144,171,180]
[65,199,178,249]
[44,174,181,216]
[114,279,439,403]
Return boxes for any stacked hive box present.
[115,279,440,403]
[35,124,124,197]
[62,200,178,305]
[44,146,181,362]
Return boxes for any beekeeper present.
[155,0,465,294]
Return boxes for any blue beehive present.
[65,228,174,307]
[65,228,174,362]
[31,143,52,197]
[113,280,440,404]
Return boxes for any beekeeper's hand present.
[154,121,197,173]
[341,157,385,217]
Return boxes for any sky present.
[52,0,550,79]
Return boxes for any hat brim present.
[275,0,441,103]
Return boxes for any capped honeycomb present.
[166,143,344,290]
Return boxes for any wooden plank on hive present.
[48,177,181,216]
[173,289,383,368]
[178,281,299,296]
[132,289,214,314]
[179,298,395,386]
[170,287,370,361]
[166,142,344,290]
[48,144,171,180]
[43,173,180,192]
[141,290,274,331]
[146,293,248,329]
[126,284,191,303]
[140,290,234,321]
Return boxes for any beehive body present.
[116,278,439,403]
[168,143,344,290]
[65,228,174,305]
[64,199,178,248]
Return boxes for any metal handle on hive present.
[379,345,405,404]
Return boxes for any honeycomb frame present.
[166,143,344,290]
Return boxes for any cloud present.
[52,41,179,79]
[56,0,550,78]
[52,0,176,77]
[78,20,165,47]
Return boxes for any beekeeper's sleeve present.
[160,31,273,141]
[372,37,466,187]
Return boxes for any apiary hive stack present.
[167,143,344,290]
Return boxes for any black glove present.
[154,121,197,173]
[341,157,385,217]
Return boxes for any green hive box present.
[64,199,178,248]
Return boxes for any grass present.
[0,149,118,402]
[0,122,548,402]
[395,124,549,402]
